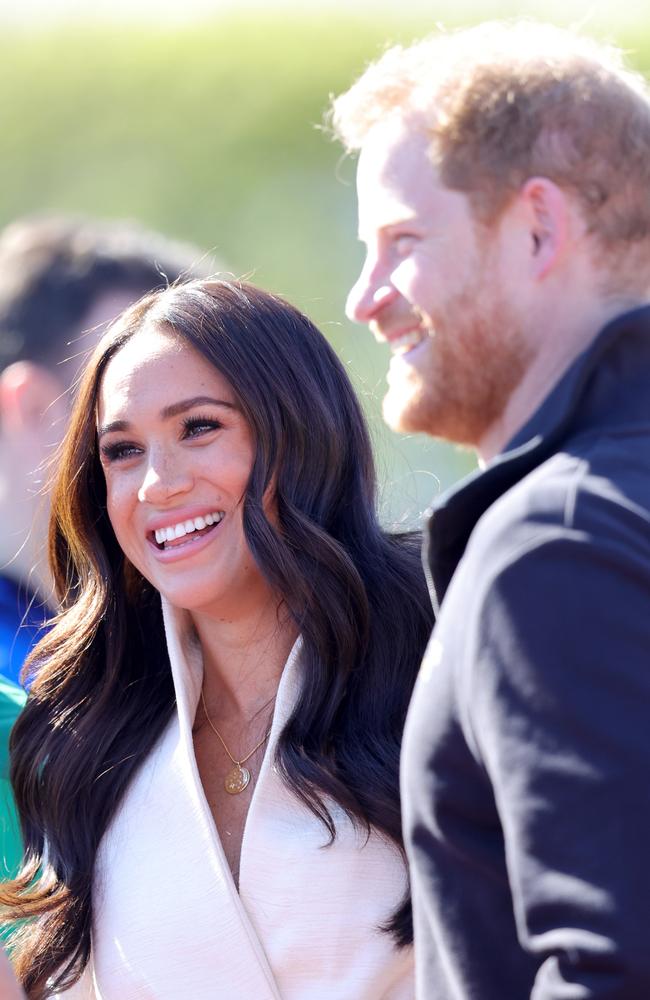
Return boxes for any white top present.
[60,600,414,999]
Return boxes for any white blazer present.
[59,600,413,999]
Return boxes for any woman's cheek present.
[106,480,136,556]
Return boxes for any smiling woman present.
[0,279,433,999]
[96,327,266,620]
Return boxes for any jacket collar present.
[160,598,303,744]
[425,304,650,611]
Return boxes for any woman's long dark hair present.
[1,280,433,996]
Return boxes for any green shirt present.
[0,677,25,881]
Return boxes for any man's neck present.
[477,295,644,465]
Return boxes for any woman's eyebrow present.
[97,396,236,439]
[160,396,236,419]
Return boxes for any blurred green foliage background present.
[1,7,648,524]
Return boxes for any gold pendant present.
[224,764,251,795]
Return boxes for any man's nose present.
[137,457,193,505]
[345,260,398,324]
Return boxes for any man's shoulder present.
[468,429,650,577]
[432,430,650,706]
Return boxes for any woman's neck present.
[190,598,298,724]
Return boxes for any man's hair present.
[0,215,214,371]
[331,21,650,265]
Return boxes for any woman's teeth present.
[154,511,224,546]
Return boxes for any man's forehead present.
[356,119,439,236]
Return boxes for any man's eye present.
[182,415,222,438]
[100,441,142,463]
[394,234,416,256]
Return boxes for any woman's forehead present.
[96,327,234,423]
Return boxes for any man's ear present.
[520,177,570,281]
[0,361,62,434]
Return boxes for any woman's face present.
[97,325,272,620]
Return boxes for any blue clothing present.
[402,306,650,998]
[0,576,49,687]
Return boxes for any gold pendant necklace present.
[200,689,272,795]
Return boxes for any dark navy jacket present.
[402,306,650,998]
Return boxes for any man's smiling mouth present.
[389,328,430,355]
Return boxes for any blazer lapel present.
[87,601,282,1000]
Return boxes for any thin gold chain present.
[200,689,272,767]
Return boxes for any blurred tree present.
[1,12,647,519]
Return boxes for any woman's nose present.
[137,458,193,505]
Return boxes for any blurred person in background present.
[0,216,210,901]
[1,279,432,999]
[0,214,212,687]
[334,21,650,999]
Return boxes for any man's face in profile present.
[346,118,531,448]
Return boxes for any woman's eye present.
[182,415,222,439]
[100,441,142,463]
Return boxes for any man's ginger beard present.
[383,273,535,448]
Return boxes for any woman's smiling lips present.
[146,507,226,562]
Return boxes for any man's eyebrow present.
[358,216,419,242]
[97,396,235,439]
